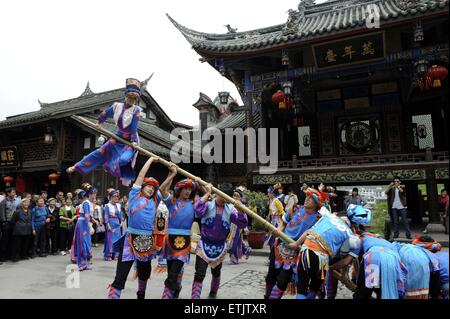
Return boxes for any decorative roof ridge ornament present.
[80,81,94,97]
[282,9,302,35]
[395,0,420,11]
[224,24,238,34]
[141,73,154,90]
[37,99,48,107]
[282,0,315,36]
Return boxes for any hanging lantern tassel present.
[427,65,448,88]
[4,176,14,187]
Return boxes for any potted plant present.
[244,190,268,249]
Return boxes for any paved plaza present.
[0,244,355,299]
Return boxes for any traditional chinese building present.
[170,0,449,229]
[0,80,194,199]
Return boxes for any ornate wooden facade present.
[172,0,449,225]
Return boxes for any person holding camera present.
[385,177,411,239]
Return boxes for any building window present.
[84,137,91,150]
[412,114,434,149]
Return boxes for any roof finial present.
[141,73,154,90]
[37,99,48,107]
[224,24,238,34]
[80,81,94,97]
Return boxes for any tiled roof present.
[168,0,448,54]
[214,110,262,130]
[0,88,125,129]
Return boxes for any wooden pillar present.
[425,167,440,224]
[245,90,255,188]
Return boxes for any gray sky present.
[0,0,324,126]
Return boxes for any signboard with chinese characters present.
[312,32,385,69]
[0,146,19,168]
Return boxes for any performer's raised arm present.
[97,104,115,125]
[159,164,177,199]
[135,157,158,186]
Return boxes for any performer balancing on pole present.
[160,169,197,299]
[107,157,173,299]
[67,78,143,186]
[191,184,248,299]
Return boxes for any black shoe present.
[30,254,36,259]
[406,234,412,240]
[11,258,19,263]
[393,234,399,239]
[39,254,47,257]
[208,291,217,299]
[137,291,145,300]
[21,256,30,260]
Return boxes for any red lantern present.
[427,65,448,88]
[48,173,59,185]
[3,176,13,187]
[292,118,298,127]
[272,90,285,103]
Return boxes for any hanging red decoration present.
[48,173,59,185]
[427,65,448,88]
[292,118,298,127]
[3,176,14,187]
[15,176,26,193]
[272,90,284,103]
[272,90,292,110]
[417,75,432,92]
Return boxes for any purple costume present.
[74,102,140,186]
[194,198,248,268]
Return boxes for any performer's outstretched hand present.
[135,157,156,186]
[160,163,178,198]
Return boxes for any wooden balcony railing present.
[275,150,449,169]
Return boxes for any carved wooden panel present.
[298,168,426,184]
[385,113,402,153]
[21,142,57,162]
[253,174,293,185]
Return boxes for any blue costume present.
[108,178,162,300]
[103,201,123,261]
[71,199,93,270]
[297,207,361,299]
[266,205,318,299]
[161,178,197,299]
[393,242,439,299]
[435,251,449,298]
[355,235,407,299]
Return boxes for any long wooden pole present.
[71,115,356,291]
